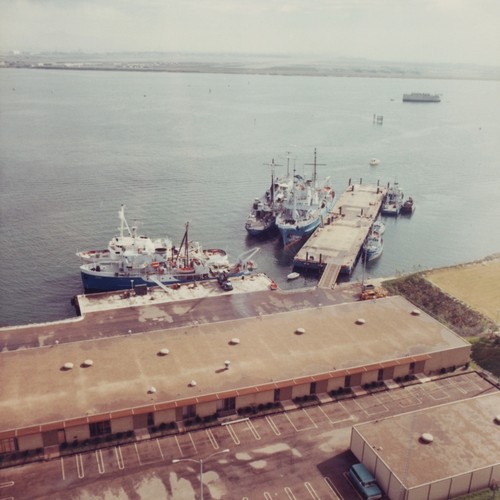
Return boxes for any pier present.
[294,181,387,282]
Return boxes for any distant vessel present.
[369,158,380,166]
[372,219,385,235]
[403,93,441,103]
[363,232,383,261]
[79,211,258,293]
[381,182,404,216]
[287,271,300,280]
[275,149,335,246]
[245,158,293,236]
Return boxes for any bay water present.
[1,68,499,326]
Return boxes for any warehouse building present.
[0,295,471,455]
[350,392,500,500]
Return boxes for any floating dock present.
[294,181,387,283]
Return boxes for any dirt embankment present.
[382,255,500,377]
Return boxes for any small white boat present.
[369,158,380,166]
[372,219,385,235]
[287,272,300,280]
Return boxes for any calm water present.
[1,68,499,326]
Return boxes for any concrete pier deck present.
[294,182,387,279]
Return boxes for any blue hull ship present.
[78,208,259,294]
[276,149,335,246]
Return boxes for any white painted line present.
[245,419,261,440]
[156,438,165,461]
[115,447,125,470]
[60,457,66,481]
[95,450,105,474]
[284,412,299,432]
[225,424,240,445]
[264,493,273,500]
[0,496,14,500]
[221,417,249,426]
[304,481,321,499]
[323,477,341,499]
[0,482,14,489]
[75,453,84,479]
[189,432,198,452]
[265,415,281,436]
[174,435,184,457]
[302,408,318,428]
[205,428,218,450]
[317,405,334,425]
[284,486,297,499]
[134,443,142,466]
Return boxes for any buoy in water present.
[287,272,300,280]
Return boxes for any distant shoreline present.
[2,54,500,81]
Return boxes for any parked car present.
[348,463,383,500]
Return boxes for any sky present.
[1,0,499,66]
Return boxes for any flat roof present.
[0,295,469,432]
[353,393,500,488]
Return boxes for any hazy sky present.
[1,0,499,66]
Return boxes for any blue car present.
[348,463,383,500]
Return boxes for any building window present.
[409,362,416,374]
[0,437,18,454]
[274,389,281,402]
[345,375,351,388]
[147,412,154,427]
[183,405,196,418]
[310,382,317,394]
[223,397,236,411]
[89,420,111,437]
[377,369,384,381]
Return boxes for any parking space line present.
[60,457,66,480]
[302,408,318,428]
[115,446,125,469]
[0,482,14,489]
[188,431,198,452]
[304,482,321,499]
[264,492,273,499]
[284,412,299,431]
[284,486,297,499]
[225,424,240,445]
[205,428,219,449]
[246,419,261,440]
[75,453,84,479]
[265,415,281,436]
[317,405,334,424]
[174,435,184,457]
[95,449,105,474]
[134,443,142,466]
[323,477,341,499]
[156,438,165,461]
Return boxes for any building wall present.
[155,408,176,425]
[326,377,344,392]
[291,383,310,399]
[236,390,274,408]
[66,424,90,442]
[17,433,43,452]
[111,416,133,434]
[425,346,471,374]
[197,401,217,417]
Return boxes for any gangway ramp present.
[318,263,341,289]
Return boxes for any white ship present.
[403,93,440,103]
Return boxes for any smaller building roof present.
[353,393,500,488]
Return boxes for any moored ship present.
[276,149,335,246]
[79,209,258,293]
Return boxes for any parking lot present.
[0,370,496,499]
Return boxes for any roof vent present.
[159,348,170,356]
[494,415,500,425]
[82,359,94,367]
[420,433,434,444]
[189,380,197,387]
[224,360,231,369]
[230,338,240,345]
[356,318,366,325]
[148,386,157,394]
[295,327,306,335]
[63,362,74,370]
[411,309,421,316]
